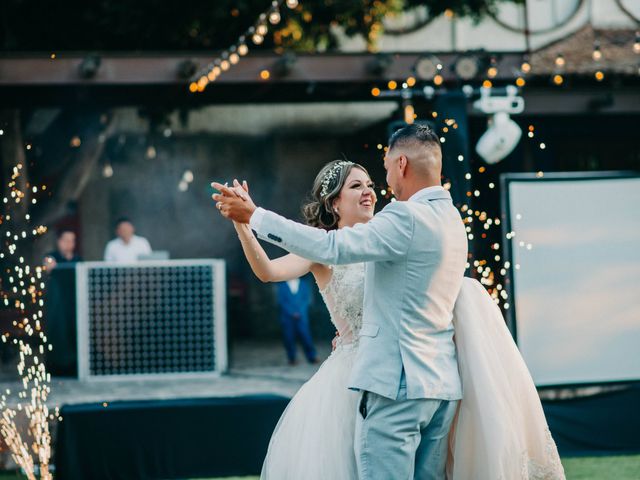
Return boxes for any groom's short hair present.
[388,123,442,177]
[388,123,441,152]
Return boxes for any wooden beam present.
[0,52,525,86]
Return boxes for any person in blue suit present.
[276,276,317,365]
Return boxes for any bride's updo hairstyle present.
[302,159,371,231]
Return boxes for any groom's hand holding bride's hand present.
[211,179,257,224]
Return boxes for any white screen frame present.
[500,171,640,387]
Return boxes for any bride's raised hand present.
[232,178,250,199]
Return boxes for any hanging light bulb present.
[220,60,230,71]
[252,33,264,45]
[269,9,281,25]
[102,163,113,178]
[286,0,299,8]
[554,53,565,67]
[182,170,194,183]
[229,53,240,64]
[592,41,602,61]
[197,76,208,89]
[257,23,268,36]
[634,31,640,54]
[238,44,249,56]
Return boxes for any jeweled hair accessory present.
[320,161,352,198]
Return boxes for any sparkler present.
[0,160,58,479]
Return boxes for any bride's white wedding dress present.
[261,263,363,479]
[260,264,565,480]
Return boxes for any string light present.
[190,0,298,92]
[592,41,602,61]
[487,58,498,78]
[256,23,269,36]
[269,10,281,25]
[634,31,640,54]
[554,53,565,67]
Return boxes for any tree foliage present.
[1,0,522,52]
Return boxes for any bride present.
[222,160,565,479]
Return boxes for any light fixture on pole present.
[473,85,525,164]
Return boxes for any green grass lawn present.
[199,455,640,479]
[189,455,640,480]
[561,454,640,479]
[0,455,638,479]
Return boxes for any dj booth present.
[45,260,294,480]
[45,260,228,379]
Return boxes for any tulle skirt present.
[447,278,565,480]
[260,343,359,480]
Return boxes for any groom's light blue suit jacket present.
[251,187,467,400]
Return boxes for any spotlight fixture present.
[177,60,198,79]
[453,54,481,81]
[273,52,297,77]
[473,85,525,164]
[414,54,442,81]
[366,53,393,76]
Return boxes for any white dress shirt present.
[104,235,152,263]
[408,185,445,202]
[286,278,300,295]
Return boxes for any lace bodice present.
[318,263,365,346]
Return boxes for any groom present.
[213,124,467,480]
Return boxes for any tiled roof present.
[530,25,639,75]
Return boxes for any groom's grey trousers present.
[354,383,458,480]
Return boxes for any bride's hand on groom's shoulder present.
[211,179,257,224]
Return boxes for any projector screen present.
[502,172,640,387]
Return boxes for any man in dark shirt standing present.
[44,229,82,269]
[44,229,82,376]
